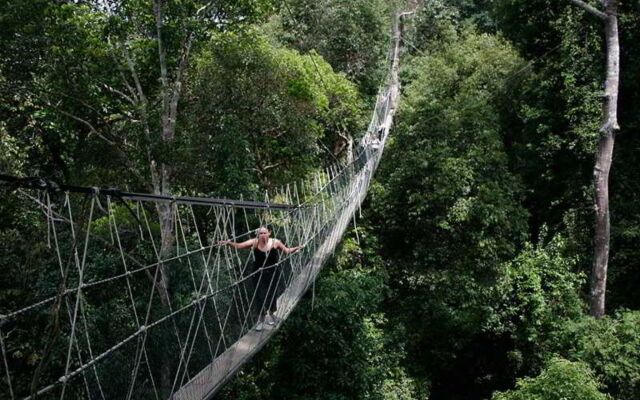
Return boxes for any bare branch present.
[154,0,173,142]
[195,0,219,18]
[260,127,284,138]
[122,44,147,106]
[252,162,283,173]
[336,128,350,143]
[101,83,136,105]
[334,128,352,156]
[263,162,283,171]
[570,0,607,19]
[107,37,141,104]
[166,33,194,137]
[47,101,116,146]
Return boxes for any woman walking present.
[219,225,303,330]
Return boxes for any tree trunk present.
[153,1,182,393]
[151,162,173,307]
[590,0,620,319]
[151,0,175,310]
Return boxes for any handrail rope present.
[0,196,296,321]
[59,195,95,399]
[174,205,218,364]
[36,192,95,399]
[188,204,225,356]
[171,207,224,391]
[0,174,297,210]
[26,192,83,400]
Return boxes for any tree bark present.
[590,0,620,319]
[153,1,175,394]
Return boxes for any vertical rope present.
[0,330,15,400]
[107,196,161,400]
[60,195,95,399]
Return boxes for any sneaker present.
[265,314,276,326]
[269,314,283,325]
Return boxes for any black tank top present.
[253,242,280,270]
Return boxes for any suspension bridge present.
[0,12,407,400]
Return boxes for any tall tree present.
[102,1,272,393]
[102,0,272,305]
[569,0,620,318]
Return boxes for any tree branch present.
[47,101,116,146]
[107,37,141,104]
[570,0,607,20]
[154,0,174,143]
[260,127,284,138]
[251,162,283,174]
[101,83,136,105]
[167,33,194,136]
[154,0,169,91]
[122,45,147,106]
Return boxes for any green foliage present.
[364,28,537,398]
[183,28,364,196]
[0,124,27,174]
[491,358,610,400]
[407,0,498,55]
[2,0,640,399]
[492,0,640,312]
[407,0,459,53]
[277,0,392,95]
[447,0,496,31]
[491,0,603,243]
[0,0,278,188]
[0,1,121,182]
[554,310,640,399]
[483,235,586,372]
[376,28,528,274]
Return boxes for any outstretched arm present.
[218,238,256,250]
[274,239,304,254]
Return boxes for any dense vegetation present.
[1,0,639,399]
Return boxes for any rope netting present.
[0,12,404,400]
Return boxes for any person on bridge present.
[219,225,304,330]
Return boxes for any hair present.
[256,224,274,236]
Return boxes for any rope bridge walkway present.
[0,13,406,400]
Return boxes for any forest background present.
[1,0,639,399]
